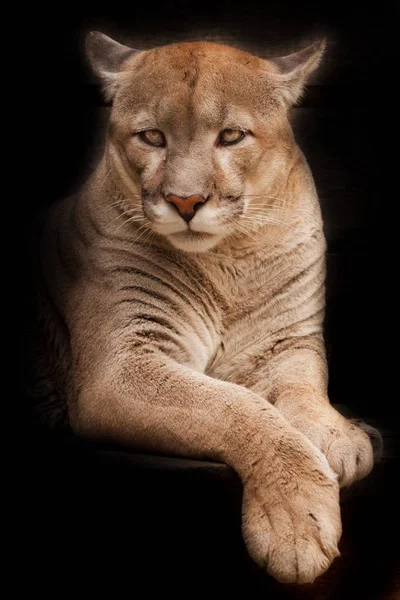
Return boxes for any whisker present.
[108,196,142,209]
[114,215,146,232]
[110,208,143,224]
[241,194,286,201]
[244,206,290,210]
[244,204,292,211]
[114,216,146,229]
[241,211,289,222]
[140,228,157,246]
[245,207,290,214]
[240,215,291,229]
[134,223,152,243]
[226,218,259,243]
[245,206,311,216]
[99,169,112,188]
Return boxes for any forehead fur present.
[133,41,270,75]
[114,41,281,120]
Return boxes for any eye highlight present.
[218,129,246,146]
[137,129,166,147]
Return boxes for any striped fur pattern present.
[31,36,378,584]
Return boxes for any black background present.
[18,3,398,598]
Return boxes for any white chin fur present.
[167,232,223,253]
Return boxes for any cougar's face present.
[108,42,294,252]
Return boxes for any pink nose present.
[166,194,208,223]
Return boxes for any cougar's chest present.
[203,251,281,375]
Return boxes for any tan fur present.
[32,34,376,584]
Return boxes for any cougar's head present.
[87,32,325,252]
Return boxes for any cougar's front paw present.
[349,419,383,462]
[288,407,380,487]
[242,435,342,584]
[313,411,379,487]
[324,420,376,487]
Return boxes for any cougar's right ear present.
[86,31,141,101]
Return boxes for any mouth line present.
[170,230,216,238]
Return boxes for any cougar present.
[30,32,381,584]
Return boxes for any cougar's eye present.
[138,129,166,147]
[218,129,246,146]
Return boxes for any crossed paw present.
[242,431,342,583]
[241,410,382,583]
[284,405,382,487]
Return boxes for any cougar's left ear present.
[86,31,141,101]
[270,39,326,107]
